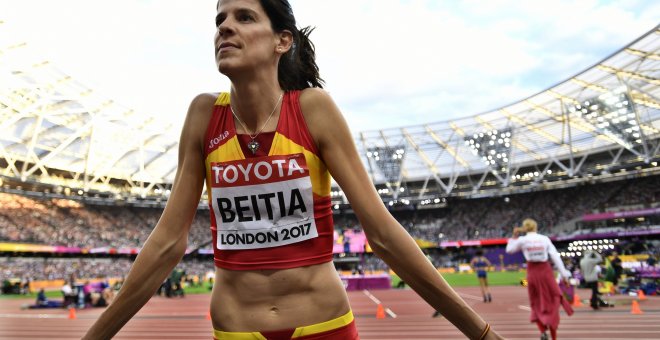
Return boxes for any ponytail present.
[278,26,324,90]
[259,0,325,91]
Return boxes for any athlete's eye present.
[237,13,255,22]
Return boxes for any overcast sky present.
[2,0,658,133]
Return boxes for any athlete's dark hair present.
[259,0,324,90]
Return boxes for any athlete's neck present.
[230,82,283,127]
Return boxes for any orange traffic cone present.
[572,292,583,307]
[631,300,643,314]
[68,307,77,320]
[638,290,647,301]
[376,304,385,319]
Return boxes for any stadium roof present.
[356,25,660,201]
[1,22,659,201]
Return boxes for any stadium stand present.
[1,173,657,289]
[1,21,659,293]
[3,174,656,249]
[0,192,210,249]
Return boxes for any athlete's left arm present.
[547,238,571,278]
[300,88,502,340]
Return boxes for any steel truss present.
[352,26,660,207]
[1,22,659,206]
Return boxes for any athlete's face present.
[215,0,280,75]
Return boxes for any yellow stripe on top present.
[205,136,245,197]
[215,92,231,106]
[269,132,330,197]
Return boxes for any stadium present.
[1,6,659,340]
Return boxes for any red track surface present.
[1,286,658,339]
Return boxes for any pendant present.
[247,140,260,154]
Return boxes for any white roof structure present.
[356,25,659,205]
[1,21,659,205]
[1,20,179,198]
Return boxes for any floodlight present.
[464,128,512,173]
[569,86,644,150]
[366,145,406,184]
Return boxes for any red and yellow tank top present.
[204,90,334,270]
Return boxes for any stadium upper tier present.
[1,22,659,203]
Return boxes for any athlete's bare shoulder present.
[188,92,220,116]
[180,92,222,148]
[185,92,223,127]
[298,88,344,148]
[299,87,333,116]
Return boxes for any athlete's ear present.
[275,30,293,54]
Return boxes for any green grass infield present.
[391,270,527,288]
[2,271,528,300]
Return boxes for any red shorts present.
[213,310,359,340]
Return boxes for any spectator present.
[579,250,603,310]
[506,218,573,340]
[61,281,77,308]
[609,251,623,290]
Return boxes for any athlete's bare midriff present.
[210,261,350,331]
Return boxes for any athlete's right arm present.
[505,236,522,254]
[82,93,215,340]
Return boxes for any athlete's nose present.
[217,21,234,38]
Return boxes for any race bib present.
[210,154,318,250]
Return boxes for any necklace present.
[230,92,283,154]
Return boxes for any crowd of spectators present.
[0,193,210,249]
[0,175,657,287]
[1,176,657,249]
[385,175,659,243]
[0,257,133,282]
[1,256,216,292]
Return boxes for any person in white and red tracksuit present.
[507,218,573,340]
